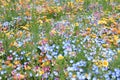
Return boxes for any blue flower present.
[92,77,97,80]
[68,72,73,77]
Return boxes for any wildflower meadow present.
[0,0,120,80]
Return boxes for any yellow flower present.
[113,35,118,41]
[39,19,43,25]
[116,5,120,10]
[19,31,23,36]
[67,2,74,8]
[57,7,62,13]
[41,61,50,67]
[76,0,84,3]
[102,44,107,48]
[25,52,31,57]
[45,61,50,66]
[86,28,91,31]
[10,41,18,47]
[0,67,2,70]
[14,61,20,65]
[17,48,21,52]
[0,23,2,27]
[98,20,107,24]
[72,74,76,78]
[13,41,18,47]
[91,34,96,38]
[64,72,68,76]
[1,1,8,6]
[6,32,11,37]
[20,26,29,31]
[7,0,11,2]
[50,29,56,35]
[109,17,115,23]
[85,73,88,78]
[41,63,45,67]
[25,24,30,28]
[95,60,103,67]
[22,27,29,31]
[117,50,120,54]
[45,19,51,23]
[76,40,79,42]
[15,31,23,38]
[0,59,2,63]
[75,22,79,26]
[25,66,31,70]
[58,55,64,60]
[39,70,44,75]
[102,60,108,67]
[8,63,13,67]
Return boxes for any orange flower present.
[25,11,31,16]
[117,30,120,34]
[112,28,117,32]
[86,28,91,31]
[113,42,118,46]
[39,56,43,63]
[5,60,10,65]
[10,41,18,47]
[19,0,24,5]
[16,31,23,38]
[13,74,25,80]
[8,63,13,67]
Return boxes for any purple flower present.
[54,77,59,80]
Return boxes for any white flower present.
[70,60,74,63]
[0,76,2,79]
[71,78,76,80]
[53,71,58,76]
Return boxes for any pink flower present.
[0,47,4,52]
[7,55,13,60]
[55,77,60,80]
[0,42,2,47]
[43,66,50,72]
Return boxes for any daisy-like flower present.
[102,60,108,67]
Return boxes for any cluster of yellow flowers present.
[94,60,109,67]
